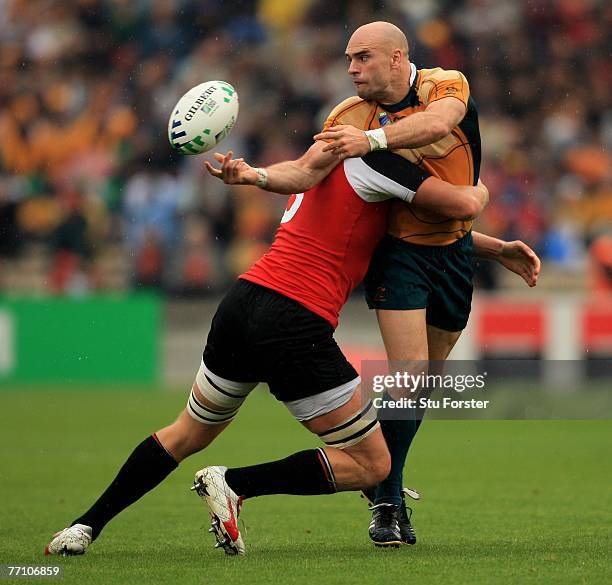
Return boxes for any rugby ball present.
[168,81,239,155]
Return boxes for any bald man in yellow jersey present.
[313,22,540,547]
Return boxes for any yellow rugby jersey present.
[323,64,481,245]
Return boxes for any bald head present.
[345,21,411,102]
[348,21,409,58]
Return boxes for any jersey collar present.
[379,62,419,113]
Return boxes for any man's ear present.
[391,49,403,67]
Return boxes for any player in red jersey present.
[45,149,487,557]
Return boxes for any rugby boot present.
[368,503,402,547]
[192,466,245,556]
[44,524,92,556]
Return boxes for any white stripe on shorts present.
[284,376,361,422]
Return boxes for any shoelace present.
[400,504,413,522]
[399,504,416,538]
[369,503,400,534]
[237,496,248,537]
[369,503,398,519]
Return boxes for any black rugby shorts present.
[203,279,358,402]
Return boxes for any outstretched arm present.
[314,97,466,159]
[472,232,541,287]
[206,148,488,222]
[204,141,339,195]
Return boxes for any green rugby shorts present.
[364,232,474,332]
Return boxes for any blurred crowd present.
[0,0,610,296]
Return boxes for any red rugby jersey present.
[241,152,430,328]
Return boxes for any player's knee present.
[351,459,389,490]
[370,449,392,485]
[357,449,391,488]
[316,400,391,487]
[345,433,391,488]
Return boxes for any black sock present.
[373,401,427,505]
[224,449,336,498]
[374,417,417,505]
[72,434,178,540]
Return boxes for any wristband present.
[254,167,268,188]
[364,128,388,151]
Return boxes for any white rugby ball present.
[168,81,239,155]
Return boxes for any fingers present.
[319,136,352,157]
[519,266,536,288]
[518,242,541,286]
[313,125,346,141]
[502,241,541,287]
[221,151,241,183]
[204,161,223,178]
[516,241,542,278]
[530,260,541,286]
[314,126,366,159]
[205,151,245,183]
[324,147,348,158]
[324,146,350,159]
[321,142,338,153]
[318,133,344,150]
[321,142,349,158]
[206,152,231,180]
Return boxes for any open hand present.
[204,151,258,185]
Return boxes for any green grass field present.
[0,388,610,584]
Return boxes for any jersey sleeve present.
[420,69,470,109]
[322,96,370,131]
[343,151,431,203]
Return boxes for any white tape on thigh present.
[195,361,256,410]
[187,389,238,425]
[318,400,379,449]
